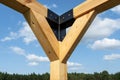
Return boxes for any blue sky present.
[0,0,120,74]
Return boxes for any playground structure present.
[0,0,120,80]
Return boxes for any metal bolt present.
[68,14,71,16]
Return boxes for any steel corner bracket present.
[47,9,75,41]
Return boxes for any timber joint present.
[47,9,75,41]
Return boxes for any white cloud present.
[10,46,49,66]
[111,5,120,14]
[104,54,120,60]
[90,38,120,50]
[67,61,82,71]
[0,22,37,44]
[44,5,49,8]
[10,46,26,56]
[68,67,80,71]
[26,54,49,62]
[44,4,58,9]
[28,62,39,66]
[1,37,12,42]
[84,16,120,42]
[67,61,82,67]
[18,22,36,44]
[17,21,22,25]
[52,4,57,8]
[1,32,18,42]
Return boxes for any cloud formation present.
[10,46,49,66]
[67,61,82,71]
[90,38,120,50]
[104,53,120,60]
[111,5,120,14]
[0,22,36,44]
[28,62,39,66]
[26,54,49,62]
[84,16,120,42]
[10,46,26,56]
[44,3,58,9]
[1,32,18,42]
[18,22,36,44]
[10,46,82,68]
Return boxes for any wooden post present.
[50,60,67,80]
[0,0,120,80]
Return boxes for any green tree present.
[101,70,110,80]
[42,73,50,80]
[114,72,120,80]
[94,72,102,80]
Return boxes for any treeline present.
[0,72,49,80]
[0,70,120,80]
[68,71,120,80]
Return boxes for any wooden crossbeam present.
[0,0,29,13]
[0,0,47,17]
[73,0,120,18]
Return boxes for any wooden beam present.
[73,0,120,18]
[60,10,97,63]
[24,10,59,61]
[0,0,47,17]
[50,60,67,80]
[26,1,47,17]
[0,0,29,13]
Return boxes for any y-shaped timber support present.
[0,0,120,80]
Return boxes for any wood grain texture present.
[60,10,97,63]
[0,0,47,17]
[24,10,59,61]
[26,1,47,17]
[0,0,29,13]
[50,60,67,80]
[73,0,120,18]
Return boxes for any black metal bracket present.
[47,9,75,41]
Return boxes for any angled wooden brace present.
[60,10,97,63]
[24,10,59,61]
